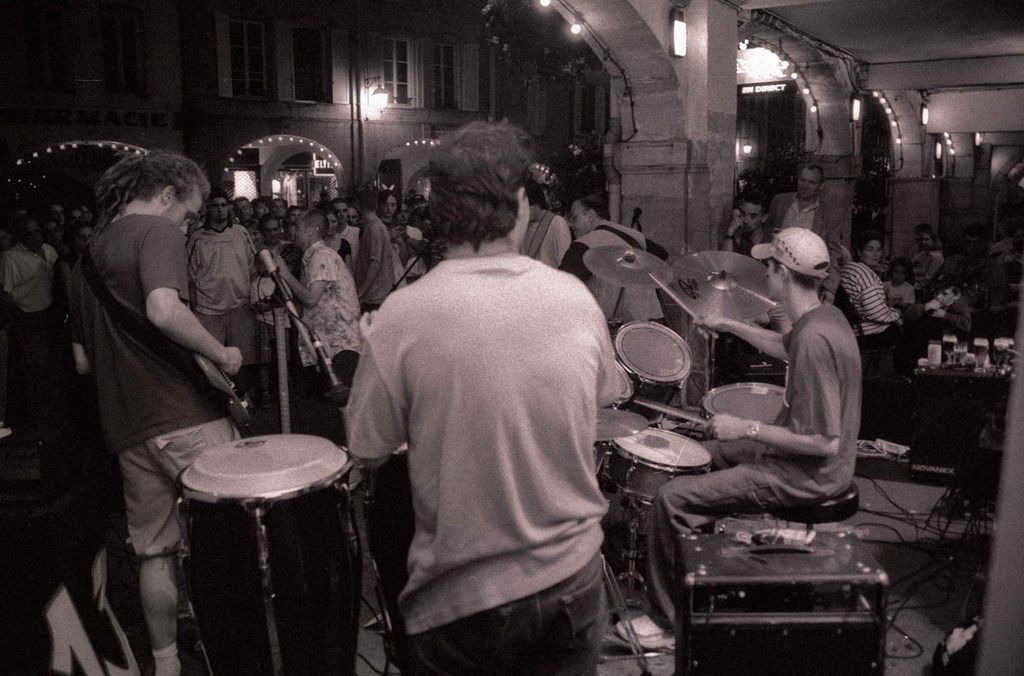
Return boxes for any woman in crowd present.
[840,230,902,378]
[912,223,944,295]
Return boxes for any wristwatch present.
[746,421,761,438]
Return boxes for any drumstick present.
[647,274,719,338]
[632,398,708,426]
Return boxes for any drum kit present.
[586,244,785,601]
[164,244,782,673]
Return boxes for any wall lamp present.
[671,4,688,57]
[366,76,389,109]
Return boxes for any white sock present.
[152,643,180,676]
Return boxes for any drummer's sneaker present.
[615,614,675,651]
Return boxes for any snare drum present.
[179,435,361,675]
[602,429,711,503]
[702,382,787,424]
[614,321,692,412]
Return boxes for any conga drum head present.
[702,382,787,424]
[613,429,711,471]
[615,322,691,384]
[180,434,348,502]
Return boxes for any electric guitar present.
[193,353,253,432]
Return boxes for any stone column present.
[616,0,737,257]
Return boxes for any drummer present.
[618,228,861,650]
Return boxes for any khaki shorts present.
[197,305,258,365]
[119,417,238,558]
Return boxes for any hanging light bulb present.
[540,0,551,5]
[810,104,818,113]
[975,132,983,146]
[570,14,582,34]
[802,87,810,95]
[896,137,903,144]
[780,60,789,69]
[920,103,929,126]
[743,144,753,154]
[935,142,943,159]
[790,72,798,80]
[949,147,956,156]
[872,91,880,98]
[890,120,897,127]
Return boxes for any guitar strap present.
[79,247,221,406]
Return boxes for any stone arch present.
[546,0,682,138]
[0,140,149,213]
[224,134,345,198]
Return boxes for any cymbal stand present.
[617,497,648,603]
[601,554,653,676]
[648,273,718,397]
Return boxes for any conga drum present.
[179,434,361,675]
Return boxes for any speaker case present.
[910,369,1009,482]
[675,533,887,676]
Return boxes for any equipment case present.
[675,533,887,675]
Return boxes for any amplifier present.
[910,369,1010,482]
[676,533,887,676]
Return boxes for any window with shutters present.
[382,38,412,105]
[24,2,72,91]
[230,19,266,97]
[101,7,145,95]
[433,44,456,109]
[293,27,328,102]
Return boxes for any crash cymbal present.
[595,408,649,441]
[667,250,775,321]
[583,245,675,289]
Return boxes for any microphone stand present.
[266,266,350,407]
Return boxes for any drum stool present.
[766,484,859,530]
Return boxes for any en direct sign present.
[739,83,790,95]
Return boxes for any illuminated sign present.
[740,83,790,95]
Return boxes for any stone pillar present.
[616,0,737,257]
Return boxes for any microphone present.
[258,248,350,405]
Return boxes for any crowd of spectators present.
[723,176,1021,380]
[0,185,437,458]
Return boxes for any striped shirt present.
[840,261,900,335]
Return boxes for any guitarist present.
[69,150,243,676]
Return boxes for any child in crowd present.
[885,257,916,310]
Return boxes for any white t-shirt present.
[345,252,618,634]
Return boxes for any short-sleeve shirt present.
[186,224,255,315]
[761,304,861,503]
[353,215,396,305]
[297,240,360,367]
[345,253,618,634]
[70,215,223,453]
[1,242,57,312]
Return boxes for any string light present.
[570,14,582,35]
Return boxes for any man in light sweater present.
[345,121,620,675]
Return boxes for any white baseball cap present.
[751,228,830,279]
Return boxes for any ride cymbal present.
[583,245,675,289]
[668,250,775,321]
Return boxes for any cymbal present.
[583,245,675,289]
[595,408,649,441]
[668,250,775,321]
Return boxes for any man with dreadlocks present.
[69,150,243,676]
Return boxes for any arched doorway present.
[222,135,345,207]
[0,140,147,216]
